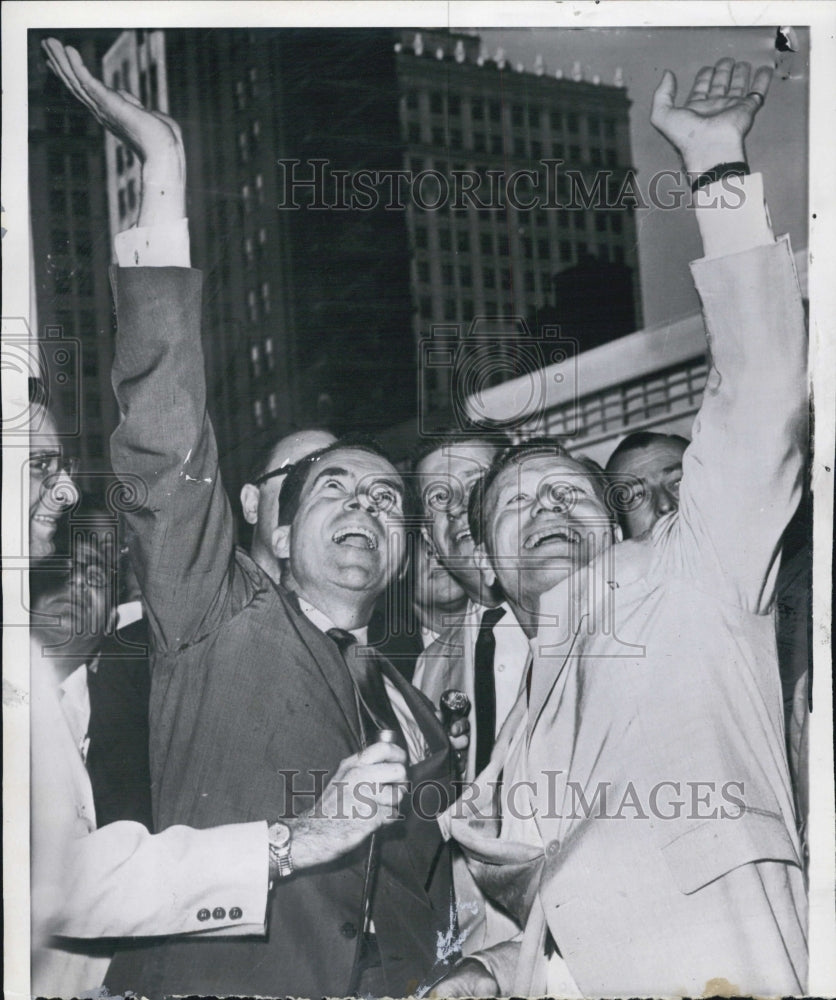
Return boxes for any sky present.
[478,25,810,326]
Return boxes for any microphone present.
[440,688,471,727]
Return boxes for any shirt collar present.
[296,596,368,646]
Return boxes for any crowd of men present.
[27,37,810,999]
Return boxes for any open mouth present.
[332,525,379,550]
[524,527,579,550]
[453,528,472,547]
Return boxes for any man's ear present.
[475,543,497,589]
[273,523,291,560]
[240,484,259,526]
[420,525,436,555]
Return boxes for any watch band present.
[268,822,294,878]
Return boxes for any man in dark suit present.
[44,40,462,1000]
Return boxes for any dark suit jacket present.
[104,267,454,999]
[87,618,153,829]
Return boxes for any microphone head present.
[440,688,471,723]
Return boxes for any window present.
[420,296,432,316]
[264,336,275,371]
[255,173,264,204]
[460,265,472,288]
[550,110,562,131]
[577,241,588,257]
[52,229,70,251]
[438,228,451,251]
[471,99,484,121]
[253,399,264,428]
[457,230,470,253]
[514,137,526,158]
[559,240,572,259]
[77,269,94,296]
[528,107,540,128]
[252,120,261,141]
[417,260,430,283]
[238,131,249,164]
[480,232,493,256]
[463,298,473,317]
[449,95,461,116]
[511,105,523,127]
[590,147,603,167]
[587,113,600,134]
[267,392,278,421]
[450,128,462,148]
[117,189,126,219]
[598,245,610,262]
[489,100,501,123]
[603,119,616,139]
[445,299,457,320]
[491,134,503,155]
[558,211,570,229]
[531,139,542,159]
[525,271,535,292]
[473,132,486,152]
[537,238,550,259]
[247,289,258,324]
[126,180,136,212]
[573,213,585,230]
[125,147,135,168]
[595,213,607,232]
[430,92,443,115]
[441,263,454,286]
[235,80,246,110]
[48,151,65,176]
[248,67,259,98]
[567,113,579,133]
[569,145,581,162]
[258,226,268,245]
[261,282,271,314]
[483,267,495,288]
[610,212,623,234]
[406,90,418,110]
[250,342,261,378]
[242,184,251,214]
[498,235,509,256]
[116,146,125,175]
[408,123,421,144]
[500,270,512,291]
[414,225,428,249]
[111,70,121,91]
[244,237,254,262]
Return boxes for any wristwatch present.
[268,820,294,878]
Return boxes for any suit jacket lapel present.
[379,660,451,892]
[276,588,364,749]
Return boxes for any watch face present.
[271,822,291,850]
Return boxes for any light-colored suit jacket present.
[30,643,268,999]
[452,237,809,997]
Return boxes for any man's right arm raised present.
[43,40,239,650]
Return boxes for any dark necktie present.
[327,628,404,748]
[474,606,506,774]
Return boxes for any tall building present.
[28,29,120,472]
[394,28,641,426]
[31,28,641,488]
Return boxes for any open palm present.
[651,58,772,175]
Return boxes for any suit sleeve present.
[674,236,807,612]
[51,821,269,939]
[109,266,238,650]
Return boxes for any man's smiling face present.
[416,440,498,601]
[482,454,615,607]
[278,447,406,606]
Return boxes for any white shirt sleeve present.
[694,172,774,260]
[115,218,191,267]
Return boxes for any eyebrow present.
[371,476,404,497]
[311,466,351,487]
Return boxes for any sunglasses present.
[253,461,297,487]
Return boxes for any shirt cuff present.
[115,218,191,267]
[695,172,774,260]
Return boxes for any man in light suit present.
[435,56,809,997]
[43,39,463,1000]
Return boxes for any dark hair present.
[605,431,689,472]
[409,425,512,474]
[277,434,404,527]
[468,437,610,547]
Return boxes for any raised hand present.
[42,38,185,226]
[650,57,772,176]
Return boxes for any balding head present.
[240,428,336,580]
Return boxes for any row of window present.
[115,144,136,175]
[246,283,273,326]
[415,241,625,289]
[49,187,90,217]
[405,122,618,165]
[51,228,93,258]
[406,91,618,140]
[47,150,88,180]
[412,211,622,253]
[237,120,263,165]
[253,392,279,428]
[50,259,95,296]
[234,69,260,110]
